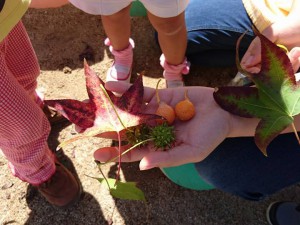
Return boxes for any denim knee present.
[195,134,300,201]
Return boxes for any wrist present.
[227,114,259,138]
[266,20,300,50]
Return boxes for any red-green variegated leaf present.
[249,31,299,115]
[255,115,293,156]
[214,86,265,118]
[214,27,300,155]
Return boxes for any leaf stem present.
[291,122,300,144]
[117,131,122,183]
[99,84,128,130]
[96,161,111,189]
[102,138,154,165]
[155,79,162,104]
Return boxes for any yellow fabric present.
[242,0,293,32]
[0,0,31,42]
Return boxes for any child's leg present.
[148,12,189,87]
[0,21,55,185]
[5,22,40,101]
[0,21,82,207]
[148,12,187,67]
[101,5,131,51]
[101,5,134,85]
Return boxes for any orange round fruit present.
[156,102,176,125]
[175,98,195,121]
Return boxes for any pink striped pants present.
[0,21,55,185]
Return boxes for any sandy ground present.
[1,4,300,225]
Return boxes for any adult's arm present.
[94,79,300,170]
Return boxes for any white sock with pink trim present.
[160,54,190,88]
[105,38,134,82]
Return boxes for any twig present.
[291,122,300,144]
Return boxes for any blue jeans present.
[196,134,300,201]
[185,0,300,201]
[186,0,254,67]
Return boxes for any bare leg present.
[147,12,187,65]
[101,5,134,86]
[147,12,189,87]
[0,22,55,185]
[101,5,131,51]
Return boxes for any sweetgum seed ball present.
[175,99,195,121]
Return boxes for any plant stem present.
[103,138,154,165]
[100,84,128,130]
[155,79,162,104]
[291,122,300,144]
[184,89,188,100]
[116,131,122,183]
[96,162,111,189]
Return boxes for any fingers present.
[93,145,150,163]
[240,27,277,73]
[288,47,300,73]
[240,37,261,71]
[93,142,208,170]
[139,144,206,170]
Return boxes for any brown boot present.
[36,162,82,208]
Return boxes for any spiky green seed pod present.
[150,123,176,150]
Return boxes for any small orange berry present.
[156,102,176,125]
[155,79,176,125]
[175,90,195,121]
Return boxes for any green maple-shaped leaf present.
[91,177,146,201]
[213,28,300,155]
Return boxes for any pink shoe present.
[160,54,190,88]
[105,38,134,87]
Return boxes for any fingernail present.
[140,162,155,170]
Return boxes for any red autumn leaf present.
[45,60,162,139]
